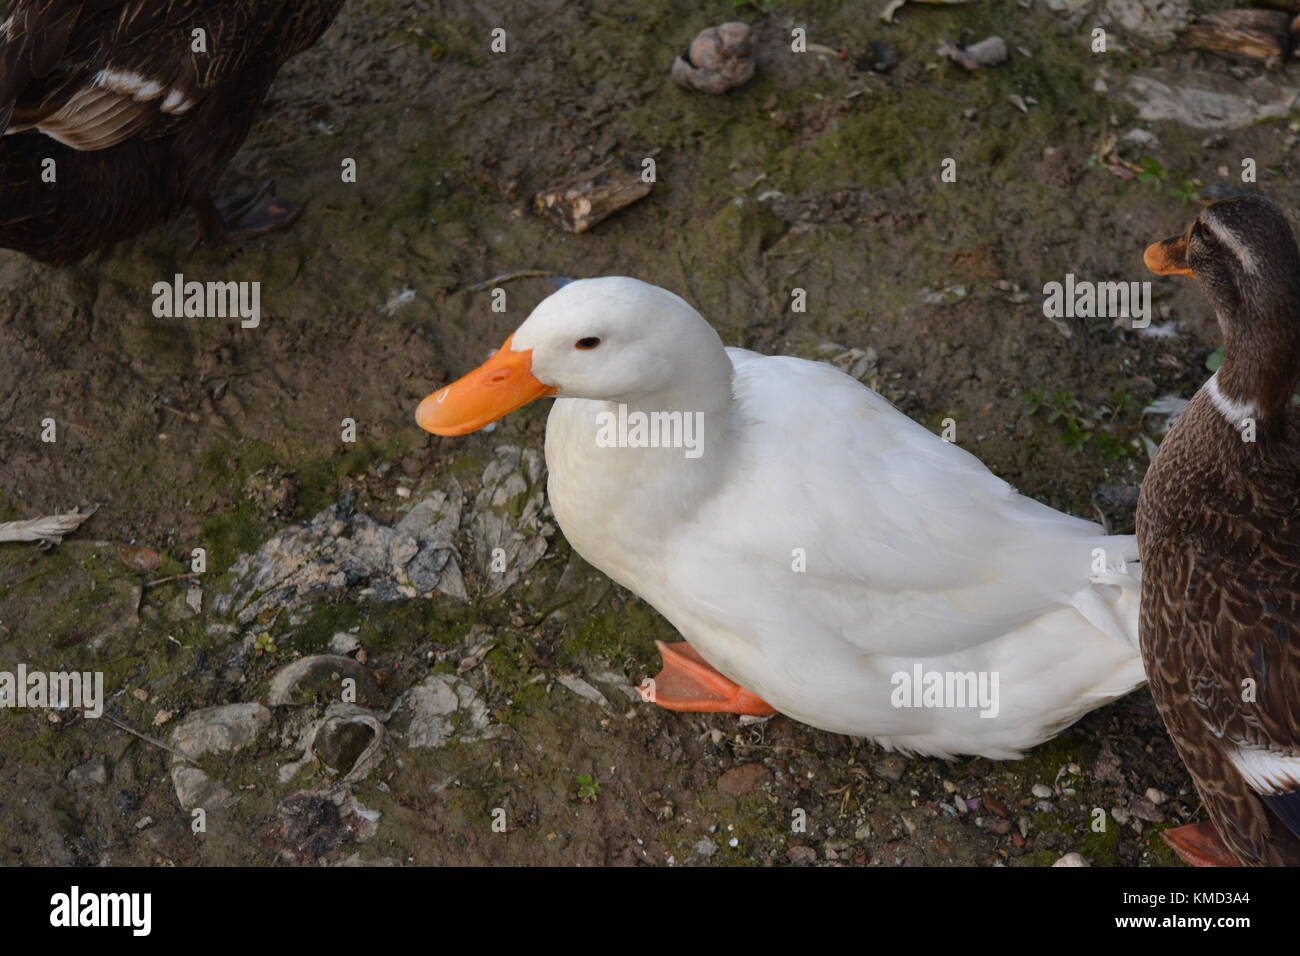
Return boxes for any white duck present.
[416,277,1146,759]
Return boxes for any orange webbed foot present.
[1162,822,1241,867]
[639,640,777,717]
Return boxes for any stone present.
[214,491,466,624]
[66,756,108,786]
[402,674,491,749]
[1123,69,1298,129]
[718,763,771,796]
[671,23,756,95]
[167,702,271,810]
[1053,852,1091,866]
[266,655,384,708]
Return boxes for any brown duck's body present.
[0,0,345,264]
[1137,195,1300,867]
[1138,395,1300,866]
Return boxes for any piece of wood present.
[533,155,653,234]
[0,504,99,545]
[1181,9,1291,60]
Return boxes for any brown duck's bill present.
[415,334,556,437]
[1144,233,1196,278]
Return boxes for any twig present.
[143,572,200,589]
[100,712,201,764]
[456,270,555,294]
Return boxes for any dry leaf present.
[117,544,162,572]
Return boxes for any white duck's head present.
[415,277,730,436]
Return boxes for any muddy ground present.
[0,0,1291,865]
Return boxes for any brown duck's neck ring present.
[1204,371,1258,432]
[1211,300,1300,429]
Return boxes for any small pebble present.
[787,845,817,864]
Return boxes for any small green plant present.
[1134,156,1168,187]
[1135,157,1199,203]
[575,774,600,803]
[1023,389,1136,461]
[1166,179,1200,203]
[253,632,277,656]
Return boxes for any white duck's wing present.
[693,349,1139,658]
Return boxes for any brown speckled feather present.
[0,0,344,262]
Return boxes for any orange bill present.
[1143,232,1195,278]
[415,334,555,436]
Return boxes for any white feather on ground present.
[0,504,99,544]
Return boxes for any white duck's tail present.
[1068,534,1143,655]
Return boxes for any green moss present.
[282,602,366,654]
[200,499,267,574]
[701,792,787,865]
[566,601,666,666]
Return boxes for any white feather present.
[1230,747,1300,795]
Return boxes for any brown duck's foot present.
[192,183,304,249]
[638,640,777,716]
[1163,822,1241,867]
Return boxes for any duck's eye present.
[575,337,602,350]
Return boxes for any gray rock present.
[1053,852,1090,866]
[1043,0,1094,26]
[1101,0,1189,46]
[939,36,1008,70]
[167,702,272,810]
[587,669,643,702]
[471,446,551,597]
[557,673,610,708]
[1121,127,1160,150]
[311,707,385,780]
[266,655,384,708]
[214,491,466,624]
[873,755,907,782]
[328,631,362,656]
[66,756,108,786]
[1124,69,1299,130]
[1130,798,1166,823]
[401,674,492,749]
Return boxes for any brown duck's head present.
[1146,197,1300,414]
[1145,195,1300,317]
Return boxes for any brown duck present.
[1138,194,1300,867]
[0,0,345,265]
